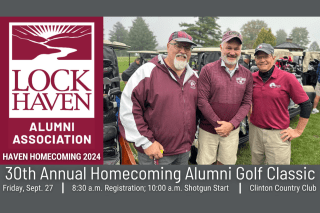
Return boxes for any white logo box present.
[9,22,95,118]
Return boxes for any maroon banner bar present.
[0,17,103,164]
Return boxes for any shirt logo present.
[188,80,196,89]
[269,83,281,88]
[236,77,246,85]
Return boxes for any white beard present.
[221,54,241,65]
[173,54,188,70]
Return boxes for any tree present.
[240,20,268,49]
[289,27,310,50]
[179,17,222,47]
[253,28,276,49]
[223,27,232,35]
[108,22,128,43]
[275,29,287,45]
[126,17,158,51]
[309,41,320,51]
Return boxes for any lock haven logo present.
[9,23,95,118]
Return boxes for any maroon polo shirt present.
[251,66,309,129]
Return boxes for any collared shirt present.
[258,65,275,83]
[221,59,239,78]
[251,66,309,130]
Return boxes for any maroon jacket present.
[198,58,253,134]
[119,55,198,155]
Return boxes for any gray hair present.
[221,39,242,48]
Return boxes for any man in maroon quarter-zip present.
[197,31,253,165]
[119,31,198,165]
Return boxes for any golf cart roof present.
[242,49,255,55]
[103,40,131,50]
[157,49,167,54]
[127,51,159,54]
[273,49,293,61]
[243,49,294,61]
[192,47,221,53]
[127,51,159,65]
[157,49,197,55]
[291,51,303,57]
[303,51,320,72]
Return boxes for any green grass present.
[120,81,125,91]
[117,57,131,73]
[290,108,320,165]
[236,142,252,165]
[116,57,130,91]
[236,105,320,165]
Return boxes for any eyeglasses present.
[169,42,193,52]
[255,55,272,60]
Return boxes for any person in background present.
[121,58,141,84]
[312,63,320,114]
[242,55,250,70]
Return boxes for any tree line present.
[108,17,320,52]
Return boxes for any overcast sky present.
[104,17,320,49]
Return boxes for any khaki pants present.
[315,82,320,96]
[249,123,291,165]
[196,127,240,165]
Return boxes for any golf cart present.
[103,40,136,165]
[274,50,317,106]
[301,51,320,86]
[298,51,320,105]
[291,51,304,67]
[191,47,221,74]
[127,50,159,66]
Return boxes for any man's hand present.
[248,106,252,123]
[144,141,164,160]
[280,127,302,142]
[215,121,234,137]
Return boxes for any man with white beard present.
[119,31,198,165]
[197,31,253,165]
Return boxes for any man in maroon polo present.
[249,43,312,165]
[197,31,253,165]
[119,31,198,165]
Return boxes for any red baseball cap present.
[168,31,197,46]
[222,31,242,44]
